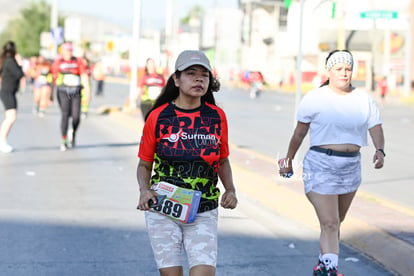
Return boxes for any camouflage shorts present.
[145,209,218,269]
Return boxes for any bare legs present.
[33,86,52,115]
[33,87,41,113]
[306,191,356,254]
[0,108,17,152]
[159,265,215,276]
[0,108,17,142]
[39,85,52,112]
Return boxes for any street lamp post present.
[294,0,305,127]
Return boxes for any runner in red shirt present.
[137,50,237,275]
[51,42,90,151]
[138,58,165,120]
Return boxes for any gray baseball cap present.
[175,50,212,73]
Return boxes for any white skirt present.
[303,149,361,195]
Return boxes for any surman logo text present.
[164,129,219,147]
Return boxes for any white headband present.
[326,51,353,71]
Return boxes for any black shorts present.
[57,85,81,96]
[0,90,17,110]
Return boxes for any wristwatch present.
[376,149,386,157]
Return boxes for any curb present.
[106,108,413,276]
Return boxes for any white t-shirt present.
[297,86,382,147]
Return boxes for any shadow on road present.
[0,219,395,276]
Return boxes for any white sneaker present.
[60,143,68,151]
[0,142,13,153]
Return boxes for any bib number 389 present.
[153,199,188,221]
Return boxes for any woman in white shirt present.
[279,50,385,276]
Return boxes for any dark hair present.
[320,49,353,87]
[144,69,221,121]
[144,58,155,75]
[0,41,17,68]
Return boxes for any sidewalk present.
[107,108,413,276]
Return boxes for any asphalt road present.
[0,80,404,275]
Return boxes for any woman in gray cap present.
[137,50,237,276]
[279,49,385,276]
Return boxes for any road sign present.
[360,10,398,19]
[51,27,64,45]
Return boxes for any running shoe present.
[326,268,343,276]
[60,142,68,151]
[0,142,13,153]
[313,260,327,276]
[32,105,39,115]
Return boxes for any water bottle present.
[278,158,293,178]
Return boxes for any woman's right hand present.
[278,158,293,178]
[137,189,157,211]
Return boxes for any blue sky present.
[48,0,238,30]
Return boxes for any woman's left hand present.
[220,190,238,209]
[373,151,385,169]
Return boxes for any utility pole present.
[383,21,391,76]
[165,0,172,47]
[165,0,172,73]
[337,0,345,49]
[404,8,412,97]
[50,0,58,57]
[129,0,141,110]
[294,0,304,127]
[213,0,218,68]
[406,0,414,97]
[51,0,58,30]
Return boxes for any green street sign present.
[360,10,398,19]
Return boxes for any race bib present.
[37,75,48,85]
[147,86,162,100]
[150,181,201,224]
[63,74,81,86]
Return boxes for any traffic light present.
[331,1,336,18]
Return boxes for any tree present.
[0,0,64,57]
[180,5,204,27]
